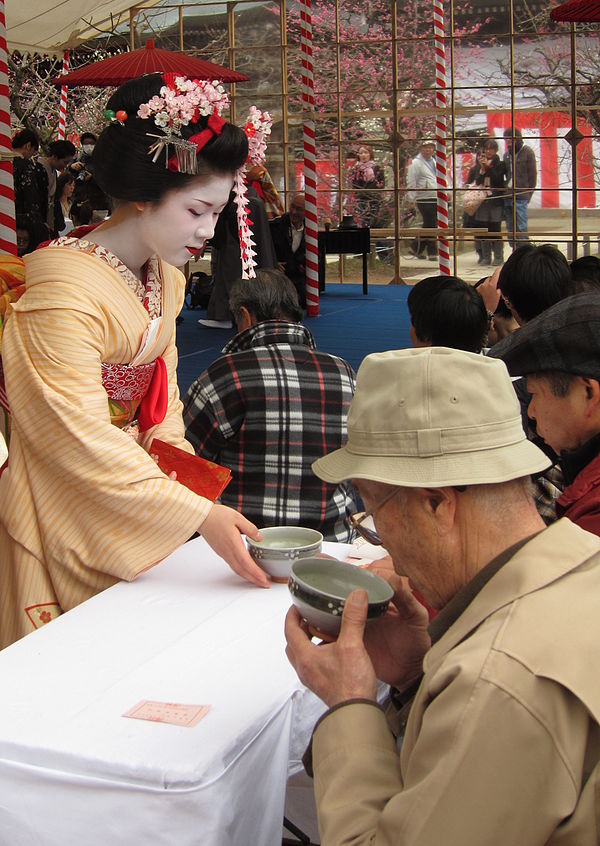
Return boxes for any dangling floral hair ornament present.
[234,107,273,279]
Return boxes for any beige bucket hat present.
[313,347,550,487]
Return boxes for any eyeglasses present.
[349,484,466,545]
[349,486,401,546]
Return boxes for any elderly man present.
[184,269,357,541]
[269,193,306,307]
[493,292,600,535]
[285,347,600,845]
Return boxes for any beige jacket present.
[312,519,600,845]
[0,245,211,648]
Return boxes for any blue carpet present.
[176,283,412,394]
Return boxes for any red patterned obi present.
[102,357,168,431]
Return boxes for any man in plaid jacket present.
[183,269,357,541]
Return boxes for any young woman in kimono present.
[0,73,270,649]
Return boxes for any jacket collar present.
[559,432,600,488]
[558,448,600,510]
[223,320,316,354]
[423,518,600,673]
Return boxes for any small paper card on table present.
[123,700,211,728]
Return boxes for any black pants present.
[411,201,437,258]
[479,219,503,264]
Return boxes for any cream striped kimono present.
[0,240,212,648]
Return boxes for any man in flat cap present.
[492,291,600,534]
[285,347,600,846]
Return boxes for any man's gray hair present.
[228,268,303,324]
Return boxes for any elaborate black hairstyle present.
[93,73,248,204]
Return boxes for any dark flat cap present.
[489,292,600,380]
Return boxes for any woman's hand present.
[199,504,270,588]
[150,452,177,481]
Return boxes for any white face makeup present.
[137,174,233,267]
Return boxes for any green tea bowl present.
[288,557,394,638]
[246,526,323,582]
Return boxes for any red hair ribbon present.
[188,114,226,152]
[167,114,226,172]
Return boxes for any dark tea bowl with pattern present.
[288,557,394,639]
[246,526,323,583]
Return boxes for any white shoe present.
[198,319,233,329]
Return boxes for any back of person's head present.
[15,214,46,254]
[15,214,34,256]
[229,269,303,325]
[12,128,39,151]
[570,255,600,293]
[47,140,76,160]
[498,244,573,323]
[407,275,488,353]
[70,199,93,226]
[93,73,248,205]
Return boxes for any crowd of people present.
[11,127,112,254]
[1,71,599,845]
[402,127,538,265]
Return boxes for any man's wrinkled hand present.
[285,590,377,707]
[363,572,431,691]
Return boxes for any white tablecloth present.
[0,538,351,845]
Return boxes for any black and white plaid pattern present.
[184,321,357,541]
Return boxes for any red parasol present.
[551,0,600,20]
[52,39,249,87]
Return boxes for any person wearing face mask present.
[0,74,270,650]
[70,132,112,218]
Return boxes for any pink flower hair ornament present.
[134,74,230,175]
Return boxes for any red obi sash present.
[102,356,168,431]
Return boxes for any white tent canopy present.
[5,0,160,54]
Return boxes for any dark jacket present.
[269,213,306,285]
[504,143,537,203]
[474,154,506,222]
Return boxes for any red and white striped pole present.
[57,51,69,140]
[433,0,450,275]
[300,0,319,316]
[0,0,16,256]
